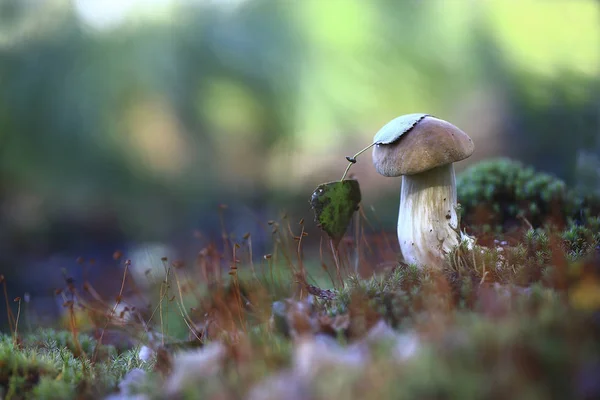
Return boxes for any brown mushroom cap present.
[372,116,474,177]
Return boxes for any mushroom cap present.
[372,115,474,176]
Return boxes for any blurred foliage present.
[0,0,304,248]
[0,0,598,266]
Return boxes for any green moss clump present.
[29,377,76,400]
[0,330,150,400]
[22,329,116,361]
[324,265,465,331]
[457,158,600,234]
[0,336,58,399]
[561,217,600,255]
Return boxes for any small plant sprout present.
[371,113,475,268]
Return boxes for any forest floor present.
[1,159,600,400]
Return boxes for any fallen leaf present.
[373,113,429,144]
[310,180,361,246]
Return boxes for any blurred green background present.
[0,0,598,314]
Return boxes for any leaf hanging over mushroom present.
[310,180,361,246]
[373,113,429,145]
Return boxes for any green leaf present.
[310,180,361,246]
[373,113,429,144]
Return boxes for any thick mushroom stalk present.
[372,114,475,268]
[398,164,463,267]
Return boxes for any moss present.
[287,267,600,400]
[79,233,600,400]
[562,219,600,255]
[22,329,117,361]
[0,336,58,399]
[30,378,76,400]
[383,302,598,400]
[0,330,151,399]
[457,158,600,235]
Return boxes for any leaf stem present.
[340,142,376,181]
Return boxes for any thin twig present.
[340,143,376,181]
[92,260,130,363]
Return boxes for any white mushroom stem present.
[397,164,472,268]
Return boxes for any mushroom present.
[372,114,475,268]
